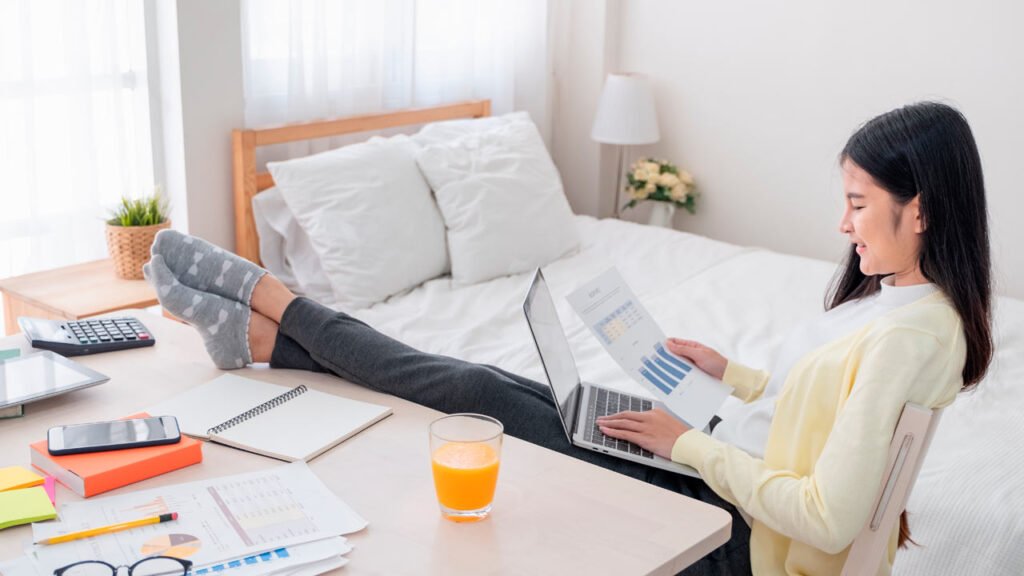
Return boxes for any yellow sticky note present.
[0,486,57,530]
[0,466,44,492]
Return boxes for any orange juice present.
[431,441,500,512]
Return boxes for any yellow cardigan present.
[671,291,965,576]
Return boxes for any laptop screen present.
[523,269,581,442]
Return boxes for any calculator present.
[18,316,156,356]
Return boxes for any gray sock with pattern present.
[144,255,252,369]
[151,229,266,305]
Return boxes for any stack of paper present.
[0,463,366,576]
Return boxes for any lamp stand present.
[614,145,629,218]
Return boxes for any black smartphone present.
[47,415,182,456]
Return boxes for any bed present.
[232,103,1024,575]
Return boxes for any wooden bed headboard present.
[231,99,491,264]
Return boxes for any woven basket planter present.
[105,221,171,280]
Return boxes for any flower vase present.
[648,202,676,228]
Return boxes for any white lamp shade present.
[590,73,660,145]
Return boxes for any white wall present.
[549,0,622,217]
[152,0,244,251]
[553,0,1024,299]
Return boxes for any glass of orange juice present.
[429,413,503,522]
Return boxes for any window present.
[0,0,155,289]
[240,0,528,162]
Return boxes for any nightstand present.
[0,259,158,335]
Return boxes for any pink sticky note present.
[43,476,56,506]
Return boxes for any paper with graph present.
[567,268,733,431]
[29,462,364,576]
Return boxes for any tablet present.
[0,351,109,408]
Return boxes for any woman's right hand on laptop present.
[666,338,728,380]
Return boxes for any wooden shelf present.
[0,259,158,334]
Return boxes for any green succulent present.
[107,195,168,227]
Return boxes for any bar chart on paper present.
[639,343,693,395]
[569,267,734,431]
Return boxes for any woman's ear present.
[912,195,927,233]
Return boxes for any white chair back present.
[841,403,942,576]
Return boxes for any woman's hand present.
[596,408,692,460]
[666,338,728,380]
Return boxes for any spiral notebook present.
[147,374,392,462]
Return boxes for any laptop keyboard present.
[583,388,655,459]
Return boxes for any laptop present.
[523,269,700,478]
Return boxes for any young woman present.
[144,101,991,575]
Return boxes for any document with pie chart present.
[30,463,363,575]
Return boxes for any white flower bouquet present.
[623,158,697,214]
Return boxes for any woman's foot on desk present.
[151,229,267,305]
[249,274,297,324]
[248,311,278,363]
[144,255,254,369]
[150,228,296,324]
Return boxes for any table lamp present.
[590,73,660,217]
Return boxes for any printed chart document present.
[28,462,365,576]
[567,268,733,431]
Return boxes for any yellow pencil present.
[35,512,179,546]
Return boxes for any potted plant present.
[105,193,170,280]
[622,158,697,228]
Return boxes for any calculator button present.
[89,338,100,343]
[79,338,89,344]
[125,334,137,340]
[138,333,151,340]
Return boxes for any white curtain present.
[0,0,154,285]
[241,0,535,163]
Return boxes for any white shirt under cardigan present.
[710,275,939,459]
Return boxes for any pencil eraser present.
[171,512,179,520]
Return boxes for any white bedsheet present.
[346,216,1023,575]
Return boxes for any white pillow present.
[415,114,580,285]
[267,135,449,309]
[411,111,527,147]
[250,186,335,304]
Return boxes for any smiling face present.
[838,160,928,286]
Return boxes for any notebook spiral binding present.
[207,384,308,436]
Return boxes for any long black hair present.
[827,102,993,547]
[829,101,992,389]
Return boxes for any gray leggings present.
[270,297,752,576]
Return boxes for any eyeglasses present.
[53,556,192,576]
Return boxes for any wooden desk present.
[0,315,731,575]
[0,260,158,335]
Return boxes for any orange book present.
[29,413,203,498]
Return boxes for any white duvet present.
[343,216,1023,575]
